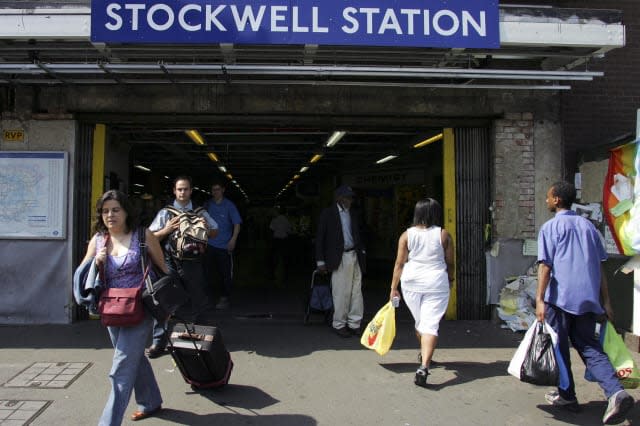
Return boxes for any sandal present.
[131,406,162,421]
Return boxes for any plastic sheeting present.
[497,275,538,332]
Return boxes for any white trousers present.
[401,289,449,336]
[331,251,363,329]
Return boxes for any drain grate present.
[0,400,52,425]
[2,362,91,389]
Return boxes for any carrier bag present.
[520,321,559,386]
[168,323,233,389]
[310,283,333,311]
[585,321,640,389]
[360,301,396,356]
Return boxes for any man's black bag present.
[521,322,559,386]
[138,228,189,321]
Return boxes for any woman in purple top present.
[81,190,168,425]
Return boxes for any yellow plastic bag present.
[360,301,396,355]
[602,322,640,389]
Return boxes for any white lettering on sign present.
[231,5,266,31]
[102,3,486,38]
[341,7,485,37]
[179,4,202,32]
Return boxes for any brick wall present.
[518,0,640,170]
[493,112,537,238]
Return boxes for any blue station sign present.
[91,0,500,48]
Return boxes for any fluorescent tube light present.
[325,131,346,147]
[413,132,443,148]
[134,164,151,172]
[376,155,398,164]
[309,153,323,163]
[133,183,144,188]
[207,152,219,162]
[185,129,206,145]
[299,166,309,173]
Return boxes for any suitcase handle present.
[174,331,214,342]
[178,331,203,341]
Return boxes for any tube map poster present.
[0,152,67,239]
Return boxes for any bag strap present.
[166,205,204,216]
[138,228,154,295]
[164,205,182,216]
[98,232,110,285]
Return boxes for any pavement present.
[0,287,638,426]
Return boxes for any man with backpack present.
[146,176,219,359]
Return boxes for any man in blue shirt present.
[536,181,633,424]
[204,179,242,309]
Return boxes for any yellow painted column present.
[91,124,106,219]
[443,128,457,320]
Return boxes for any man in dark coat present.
[316,185,366,337]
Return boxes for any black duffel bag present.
[142,272,188,321]
[138,228,189,321]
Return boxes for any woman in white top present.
[390,198,454,387]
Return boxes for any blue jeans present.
[99,315,162,426]
[545,303,622,400]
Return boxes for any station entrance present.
[73,115,491,320]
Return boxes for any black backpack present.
[164,206,208,260]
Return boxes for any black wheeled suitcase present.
[168,323,233,389]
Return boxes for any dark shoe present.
[215,297,230,309]
[334,327,351,338]
[603,389,634,424]
[414,366,429,387]
[146,345,165,359]
[131,405,162,421]
[348,327,361,336]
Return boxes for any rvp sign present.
[2,129,25,142]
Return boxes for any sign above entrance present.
[91,0,499,48]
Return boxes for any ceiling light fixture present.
[293,174,301,180]
[134,164,151,172]
[185,129,206,145]
[207,152,219,162]
[133,183,144,188]
[226,173,233,180]
[325,130,346,147]
[376,155,398,164]
[299,166,309,173]
[309,153,323,163]
[218,165,227,172]
[413,132,443,148]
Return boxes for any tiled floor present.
[0,400,51,426]
[2,362,91,389]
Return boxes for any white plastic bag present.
[508,321,560,380]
